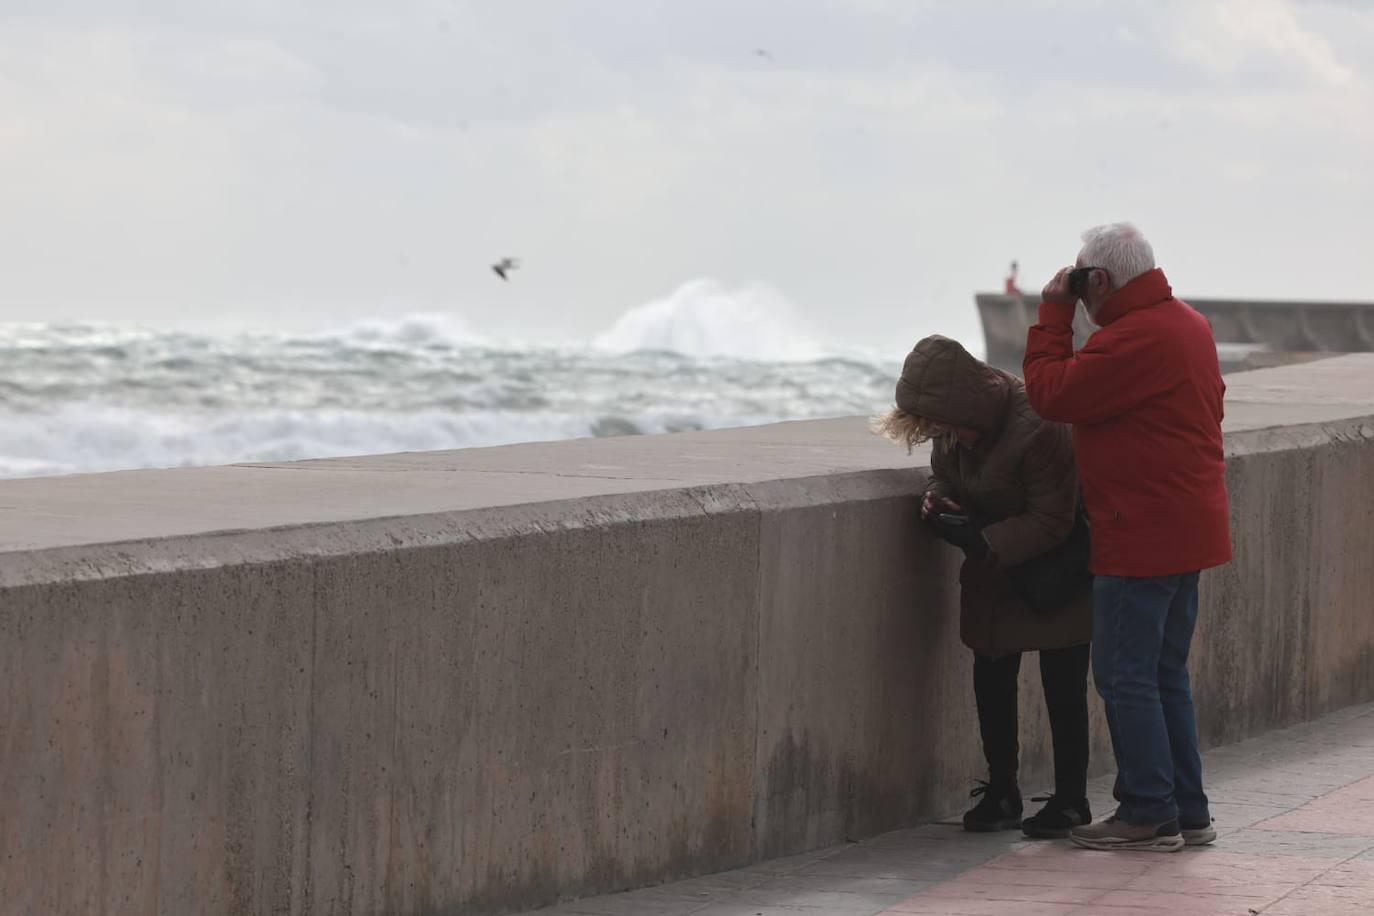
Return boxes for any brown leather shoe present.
[1071,815,1184,852]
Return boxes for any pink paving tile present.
[917,879,1102,904]
[1122,874,1297,898]
[879,840,1337,915]
[980,843,1152,875]
[877,845,1302,915]
[1312,859,1374,888]
[1142,851,1341,874]
[1077,908,1264,916]
[897,841,1148,903]
[947,865,1129,891]
[1092,888,1289,912]
[1262,888,1374,916]
[1275,883,1374,903]
[1334,776,1374,800]
[1135,851,1342,885]
[1256,776,1374,836]
[882,846,1360,916]
[881,899,1082,915]
[1258,804,1374,835]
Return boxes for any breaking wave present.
[592,280,823,361]
[0,283,904,478]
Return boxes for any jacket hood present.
[894,335,1012,436]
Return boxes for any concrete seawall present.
[974,292,1374,374]
[3,356,1374,914]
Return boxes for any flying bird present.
[754,48,775,62]
[491,257,520,281]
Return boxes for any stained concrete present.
[2,356,1374,913]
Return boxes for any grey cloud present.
[0,0,1370,346]
[7,0,1323,129]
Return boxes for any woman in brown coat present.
[876,335,1093,838]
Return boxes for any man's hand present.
[921,491,962,520]
[1042,266,1076,306]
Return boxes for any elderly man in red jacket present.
[1023,222,1232,853]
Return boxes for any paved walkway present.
[524,701,1374,916]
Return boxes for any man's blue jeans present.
[1092,573,1210,826]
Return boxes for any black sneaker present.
[963,780,1023,832]
[1022,795,1092,839]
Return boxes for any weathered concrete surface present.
[2,356,1374,914]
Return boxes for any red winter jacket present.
[1023,268,1232,577]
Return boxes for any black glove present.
[927,514,989,560]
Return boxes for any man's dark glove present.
[926,514,989,560]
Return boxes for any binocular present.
[1067,267,1095,298]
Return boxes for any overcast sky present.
[1,0,1371,349]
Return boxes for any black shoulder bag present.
[1004,507,1093,614]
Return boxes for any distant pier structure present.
[975,292,1374,374]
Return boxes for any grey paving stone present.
[527,873,779,914]
[1214,828,1374,858]
[659,874,778,894]
[733,846,851,875]
[742,874,935,896]
[858,828,1025,856]
[711,865,813,885]
[629,877,770,906]
[801,841,1010,877]
[1206,801,1294,831]
[687,904,886,916]
[1206,787,1336,808]
[532,893,707,916]
[729,885,913,911]
[791,857,970,882]
[1215,774,1345,798]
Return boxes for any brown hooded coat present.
[897,336,1091,657]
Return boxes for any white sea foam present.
[593,279,824,361]
[0,284,902,479]
[319,312,487,347]
[0,404,777,478]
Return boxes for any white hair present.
[1078,222,1155,287]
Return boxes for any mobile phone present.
[937,512,971,527]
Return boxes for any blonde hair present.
[870,408,952,453]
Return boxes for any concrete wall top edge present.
[0,355,1371,584]
[0,468,933,589]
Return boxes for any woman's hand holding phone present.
[921,491,963,520]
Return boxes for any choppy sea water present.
[0,281,909,479]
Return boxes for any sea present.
[0,280,915,479]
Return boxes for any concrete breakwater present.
[975,292,1374,374]
[2,356,1374,915]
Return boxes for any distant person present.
[875,335,1094,839]
[1005,260,1022,295]
[1023,222,1231,853]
